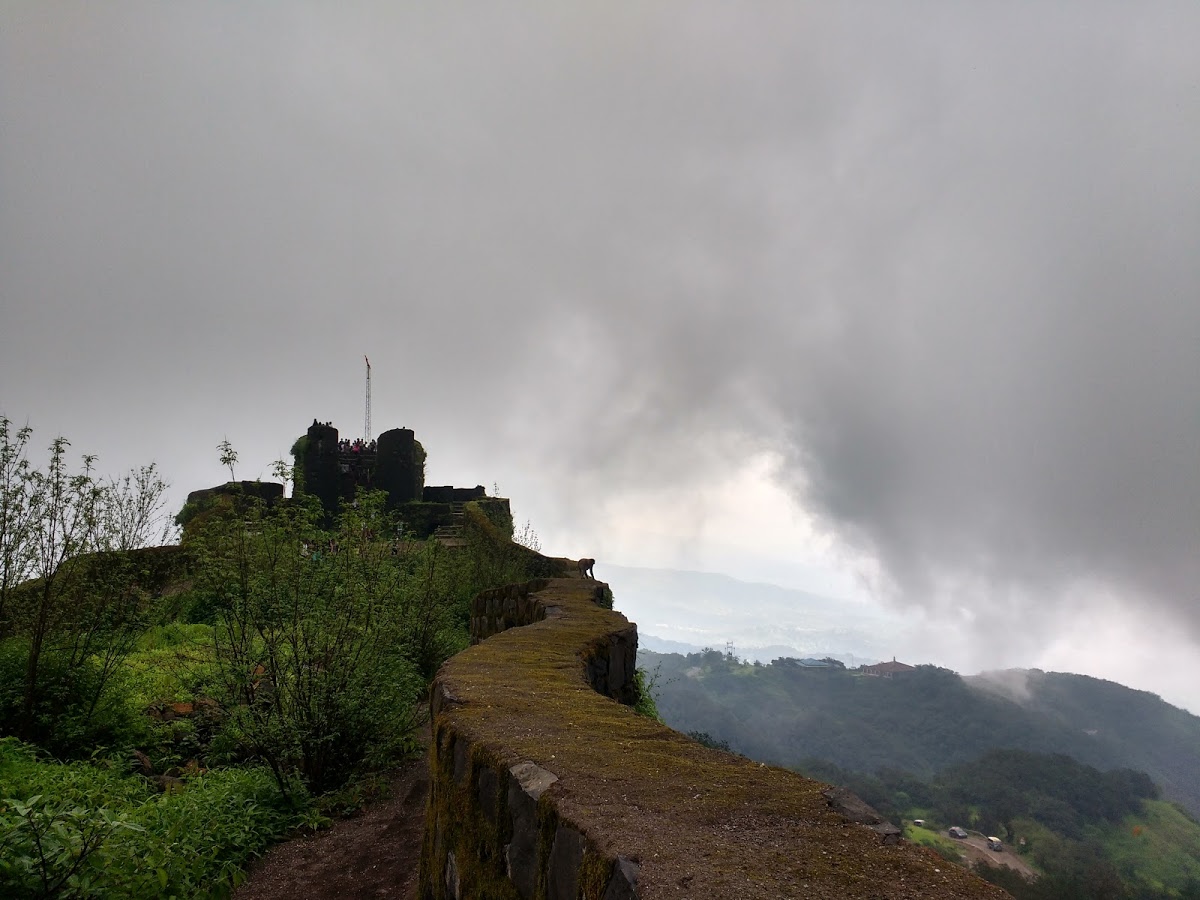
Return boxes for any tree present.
[99,463,175,551]
[0,423,173,750]
[217,438,238,481]
[270,457,293,497]
[18,437,106,741]
[0,416,35,636]
[195,491,427,796]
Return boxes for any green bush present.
[121,625,217,709]
[688,731,733,753]
[632,667,662,721]
[0,737,306,899]
[0,639,148,758]
[192,493,444,795]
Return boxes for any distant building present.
[292,420,503,537]
[295,420,429,516]
[859,658,916,678]
[770,657,845,671]
[179,419,508,542]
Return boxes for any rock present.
[478,766,499,825]
[505,762,559,899]
[132,749,153,776]
[822,786,903,844]
[452,737,469,785]
[603,856,641,900]
[444,850,460,899]
[546,824,585,900]
[152,775,185,793]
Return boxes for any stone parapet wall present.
[424,485,488,503]
[419,577,1008,900]
[469,579,551,643]
[470,579,637,706]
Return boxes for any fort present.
[182,420,511,541]
[291,419,509,539]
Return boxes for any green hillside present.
[644,648,1200,896]
[1103,800,1200,897]
[641,649,1200,818]
[969,670,1200,819]
[794,747,1200,898]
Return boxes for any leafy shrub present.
[0,639,148,758]
[597,585,614,610]
[632,667,662,721]
[0,737,305,899]
[688,731,733,753]
[192,494,440,795]
[121,625,217,709]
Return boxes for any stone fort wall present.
[418,577,1008,900]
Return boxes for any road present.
[951,831,1038,880]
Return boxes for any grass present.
[905,822,966,861]
[1100,799,1200,895]
[122,624,217,709]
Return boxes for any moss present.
[471,498,514,539]
[174,493,218,529]
[413,440,427,497]
[578,849,614,899]
[420,720,524,900]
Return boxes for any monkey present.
[577,557,596,579]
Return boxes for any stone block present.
[546,823,585,900]
[587,653,610,694]
[822,786,903,844]
[478,765,499,825]
[505,762,559,900]
[452,737,469,785]
[431,681,461,718]
[603,856,641,900]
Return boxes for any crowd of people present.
[339,437,377,455]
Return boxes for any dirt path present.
[233,750,430,900]
[956,833,1038,880]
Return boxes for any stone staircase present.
[433,502,466,545]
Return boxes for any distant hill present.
[967,668,1200,822]
[604,564,905,668]
[802,749,1200,898]
[641,649,1200,818]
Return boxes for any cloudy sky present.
[3,4,1198,710]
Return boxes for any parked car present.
[948,826,969,839]
[986,837,1004,852]
[912,819,925,826]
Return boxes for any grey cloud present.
[2,3,1198,653]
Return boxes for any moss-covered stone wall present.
[419,577,1010,900]
[176,481,284,538]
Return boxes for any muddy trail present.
[233,751,429,900]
